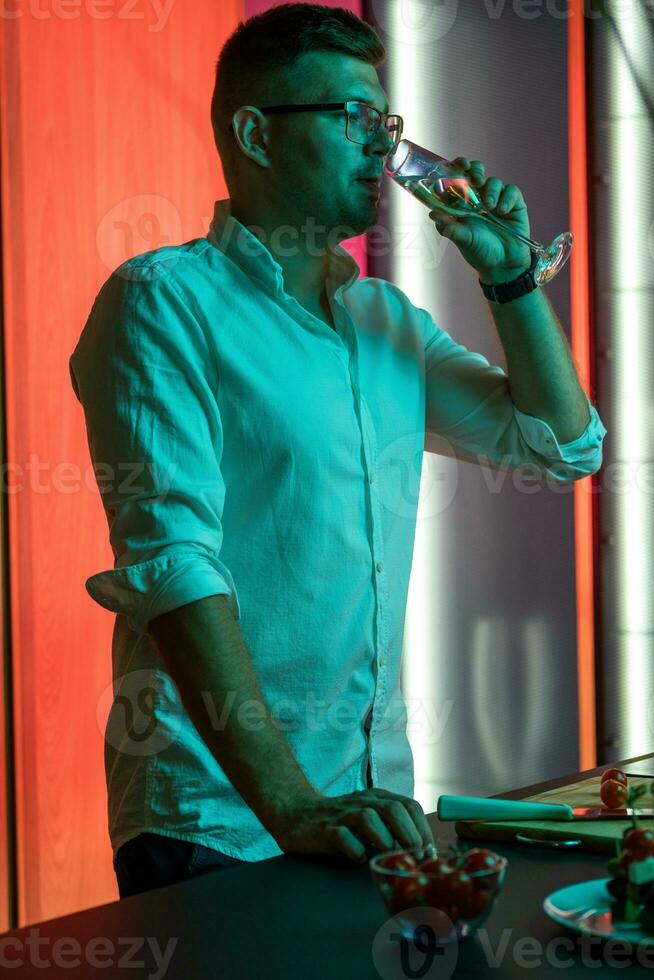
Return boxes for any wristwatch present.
[479,251,539,304]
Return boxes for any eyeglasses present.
[234,101,404,150]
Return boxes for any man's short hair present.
[211,3,386,168]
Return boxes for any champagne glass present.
[384,138,573,285]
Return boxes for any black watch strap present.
[479,252,539,304]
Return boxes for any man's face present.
[245,51,395,242]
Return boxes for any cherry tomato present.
[427,873,455,911]
[601,779,629,809]
[424,891,462,925]
[601,768,628,787]
[418,856,455,875]
[460,848,503,890]
[378,852,418,873]
[622,827,654,858]
[390,873,432,914]
[457,887,490,920]
[448,870,475,907]
[428,869,474,919]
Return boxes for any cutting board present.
[454,775,654,854]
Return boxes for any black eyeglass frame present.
[231,101,404,149]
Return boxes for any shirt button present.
[376,560,384,573]
[380,656,386,667]
[369,472,375,484]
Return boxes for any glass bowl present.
[369,841,508,945]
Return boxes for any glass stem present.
[475,206,545,256]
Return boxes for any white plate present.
[544,877,654,946]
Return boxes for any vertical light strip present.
[605,6,651,756]
[568,0,597,771]
[387,4,443,804]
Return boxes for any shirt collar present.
[206,198,361,297]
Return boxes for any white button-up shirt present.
[69,199,607,862]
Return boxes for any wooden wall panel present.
[0,0,371,929]
[0,0,243,927]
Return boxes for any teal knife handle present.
[437,795,574,822]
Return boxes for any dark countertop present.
[5,752,654,978]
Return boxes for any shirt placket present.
[333,288,388,790]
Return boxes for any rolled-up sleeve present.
[69,262,240,636]
[421,312,606,482]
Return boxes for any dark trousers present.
[113,832,247,898]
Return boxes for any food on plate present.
[622,826,654,857]
[605,781,654,929]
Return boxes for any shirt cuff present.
[513,395,607,475]
[85,550,241,636]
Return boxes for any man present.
[69,4,606,898]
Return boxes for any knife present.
[437,795,654,822]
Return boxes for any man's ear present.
[231,106,271,170]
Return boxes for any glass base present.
[399,918,476,946]
[534,231,574,285]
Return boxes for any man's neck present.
[230,201,332,305]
